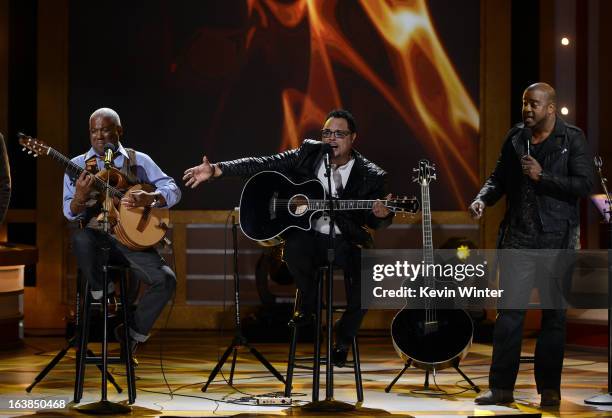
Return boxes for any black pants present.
[283,229,364,347]
[72,228,176,342]
[489,227,570,392]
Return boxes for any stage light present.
[561,107,569,115]
[561,37,570,46]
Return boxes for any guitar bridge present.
[424,321,439,335]
[269,192,278,220]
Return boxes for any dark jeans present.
[72,228,176,341]
[489,227,570,392]
[283,229,364,347]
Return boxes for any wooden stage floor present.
[0,331,611,417]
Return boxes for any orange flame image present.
[245,0,479,207]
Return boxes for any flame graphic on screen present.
[246,0,479,206]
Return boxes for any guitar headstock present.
[18,133,50,157]
[412,159,436,186]
[385,196,420,215]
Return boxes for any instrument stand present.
[301,152,356,412]
[585,156,612,405]
[26,274,122,394]
[201,215,285,392]
[74,157,131,415]
[385,359,480,394]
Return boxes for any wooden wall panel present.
[479,0,511,249]
[26,0,69,329]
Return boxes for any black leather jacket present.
[475,117,593,236]
[0,133,10,225]
[217,139,393,247]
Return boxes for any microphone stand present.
[201,212,286,392]
[302,151,355,412]
[585,156,612,405]
[75,156,130,414]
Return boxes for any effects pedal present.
[255,396,292,405]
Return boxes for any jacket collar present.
[313,145,363,197]
[511,117,567,159]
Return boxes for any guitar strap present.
[121,148,140,185]
[81,154,102,229]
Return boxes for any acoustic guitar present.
[19,134,169,251]
[238,170,420,245]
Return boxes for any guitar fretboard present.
[307,199,383,211]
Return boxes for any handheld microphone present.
[524,127,532,157]
[103,143,117,168]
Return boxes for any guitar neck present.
[421,184,434,264]
[308,199,385,211]
[46,147,124,199]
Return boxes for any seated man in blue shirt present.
[63,108,181,353]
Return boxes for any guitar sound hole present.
[288,194,309,216]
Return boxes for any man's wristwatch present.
[150,195,160,208]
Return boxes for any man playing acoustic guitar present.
[63,108,181,354]
[183,109,393,366]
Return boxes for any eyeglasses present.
[321,129,351,139]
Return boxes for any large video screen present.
[69,0,479,210]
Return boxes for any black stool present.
[284,267,364,402]
[74,265,136,404]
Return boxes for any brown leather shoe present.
[474,389,514,405]
[540,389,561,407]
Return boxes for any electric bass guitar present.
[238,170,420,245]
[19,134,169,250]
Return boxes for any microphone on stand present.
[322,143,333,172]
[103,143,117,168]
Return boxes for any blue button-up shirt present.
[63,143,181,221]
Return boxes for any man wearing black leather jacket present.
[0,133,10,225]
[469,83,593,406]
[184,109,394,366]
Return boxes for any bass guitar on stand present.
[386,159,480,394]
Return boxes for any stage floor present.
[0,331,611,417]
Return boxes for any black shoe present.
[474,389,514,405]
[288,311,315,328]
[114,324,139,367]
[331,344,349,368]
[540,389,561,407]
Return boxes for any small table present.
[0,243,38,349]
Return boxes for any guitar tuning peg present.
[33,153,38,157]
[431,174,437,179]
[412,168,419,172]
[412,177,418,183]
[22,147,26,152]
[27,150,32,154]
